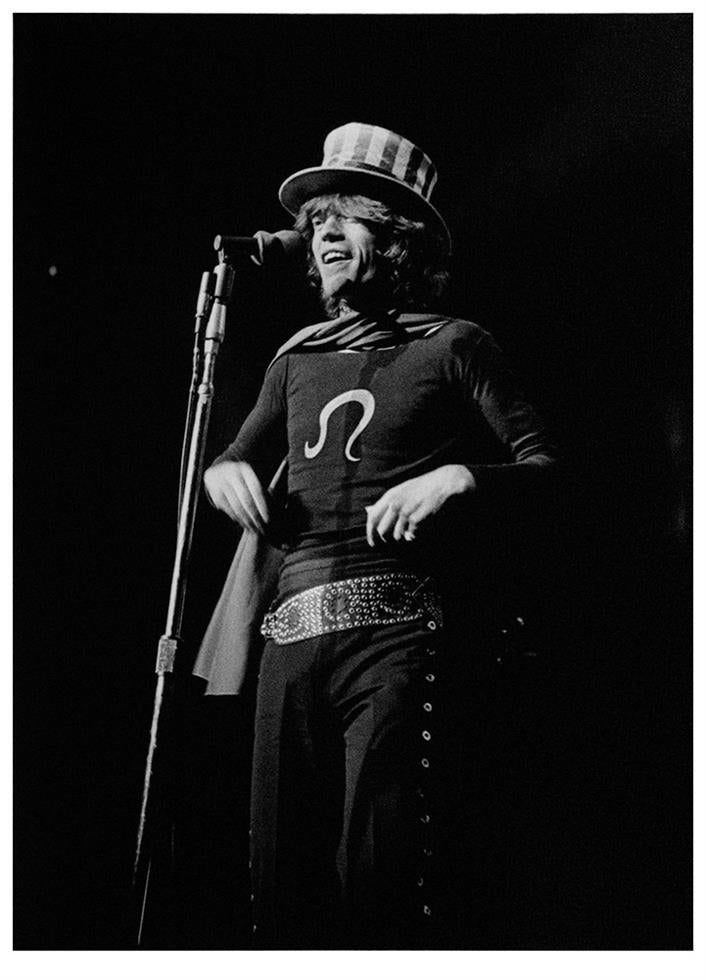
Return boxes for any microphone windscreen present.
[273,229,304,257]
[252,229,305,266]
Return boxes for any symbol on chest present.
[304,388,376,462]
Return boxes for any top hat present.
[278,122,451,254]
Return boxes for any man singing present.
[197,122,557,948]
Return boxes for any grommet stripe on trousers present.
[412,644,437,926]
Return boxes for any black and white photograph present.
[12,5,695,967]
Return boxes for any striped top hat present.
[279,122,451,254]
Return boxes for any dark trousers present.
[249,616,443,949]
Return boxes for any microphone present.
[213,229,304,266]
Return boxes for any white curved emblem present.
[304,388,376,462]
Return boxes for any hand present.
[203,460,270,534]
[365,464,475,546]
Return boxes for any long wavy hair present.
[294,193,450,317]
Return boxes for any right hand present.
[203,460,270,534]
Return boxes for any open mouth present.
[322,251,350,265]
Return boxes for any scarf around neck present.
[270,308,451,363]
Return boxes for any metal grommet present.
[425,673,435,682]
[420,813,430,824]
[423,702,432,712]
[417,877,424,887]
[421,758,430,768]
[423,847,433,857]
[422,730,431,741]
[423,905,432,916]
[427,621,437,631]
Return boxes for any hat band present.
[318,158,434,202]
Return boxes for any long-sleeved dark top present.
[214,318,557,603]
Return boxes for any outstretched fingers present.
[366,493,416,546]
[222,482,263,533]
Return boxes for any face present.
[311,210,379,303]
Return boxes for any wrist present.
[448,464,476,495]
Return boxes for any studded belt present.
[260,572,443,646]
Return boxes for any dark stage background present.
[14,13,691,950]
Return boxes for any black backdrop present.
[14,13,692,950]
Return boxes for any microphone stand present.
[178,271,215,522]
[133,248,235,947]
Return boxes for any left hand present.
[365,464,476,546]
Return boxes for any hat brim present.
[278,166,452,255]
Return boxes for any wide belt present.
[260,572,443,646]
